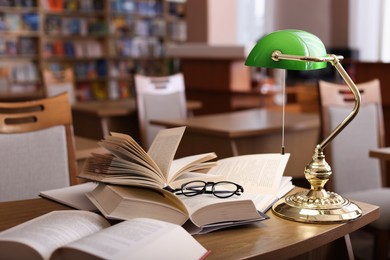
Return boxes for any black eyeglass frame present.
[172,180,244,198]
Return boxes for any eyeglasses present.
[172,180,244,198]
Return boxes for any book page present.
[55,218,208,260]
[208,153,290,195]
[40,182,98,211]
[169,172,225,189]
[0,211,110,260]
[104,133,162,175]
[147,126,186,182]
[167,152,218,182]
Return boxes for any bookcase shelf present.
[0,1,41,99]
[0,0,187,102]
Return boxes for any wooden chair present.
[318,79,390,259]
[134,73,187,149]
[0,93,78,202]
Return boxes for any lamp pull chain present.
[281,69,286,155]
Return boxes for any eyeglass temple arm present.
[273,52,361,153]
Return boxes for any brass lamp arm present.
[272,51,361,152]
[272,51,344,63]
[317,55,361,151]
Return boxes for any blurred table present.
[72,99,202,140]
[369,147,390,160]
[369,147,390,186]
[151,108,319,178]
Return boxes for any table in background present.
[151,108,320,179]
[74,136,106,177]
[72,99,203,140]
[0,189,379,260]
[72,99,138,140]
[369,147,390,186]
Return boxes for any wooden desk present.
[151,108,320,178]
[0,192,379,259]
[369,147,390,161]
[72,99,138,139]
[72,99,202,140]
[74,136,105,160]
[369,147,390,186]
[74,136,106,177]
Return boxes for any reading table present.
[72,99,203,140]
[151,108,320,178]
[0,190,379,260]
[369,147,390,186]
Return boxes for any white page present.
[167,152,217,182]
[147,126,186,180]
[40,182,98,211]
[62,218,207,260]
[0,211,109,260]
[208,153,290,195]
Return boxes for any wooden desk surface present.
[151,108,319,138]
[72,99,202,118]
[369,147,390,161]
[0,190,379,260]
[74,136,106,160]
[72,99,137,117]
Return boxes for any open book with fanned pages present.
[78,126,221,190]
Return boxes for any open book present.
[0,211,209,260]
[78,126,220,189]
[86,183,268,235]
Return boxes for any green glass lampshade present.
[245,29,328,70]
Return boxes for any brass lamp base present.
[273,146,362,223]
[272,189,362,223]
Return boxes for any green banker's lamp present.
[245,29,362,223]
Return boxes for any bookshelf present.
[0,0,187,102]
[0,0,42,100]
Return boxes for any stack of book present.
[0,126,294,258]
[41,126,294,235]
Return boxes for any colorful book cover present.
[47,0,63,11]
[21,13,39,31]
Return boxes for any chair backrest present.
[43,67,76,105]
[134,73,187,149]
[318,79,384,194]
[0,93,77,201]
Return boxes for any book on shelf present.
[18,37,38,55]
[43,0,64,11]
[0,211,209,260]
[20,13,39,31]
[78,126,220,190]
[4,14,20,32]
[61,17,87,36]
[5,37,17,55]
[45,15,61,35]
